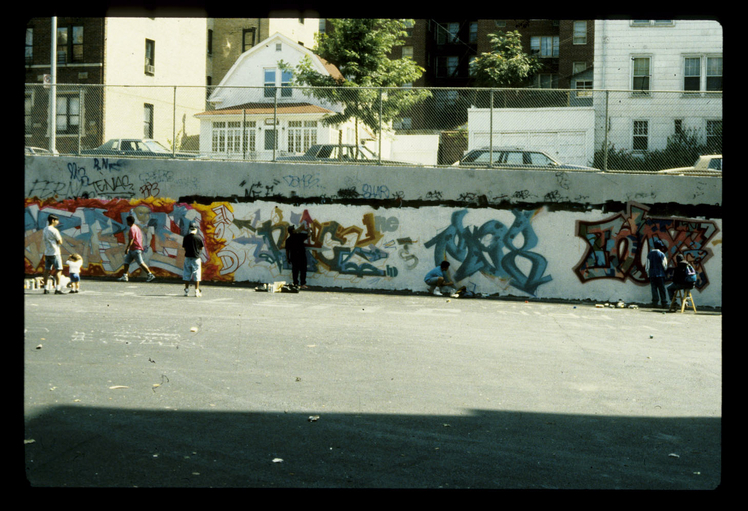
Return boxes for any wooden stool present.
[669,288,697,313]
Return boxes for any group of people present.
[646,239,698,308]
[38,216,310,297]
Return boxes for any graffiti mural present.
[24,198,206,278]
[573,202,719,289]
[425,208,552,295]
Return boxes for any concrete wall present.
[24,155,722,306]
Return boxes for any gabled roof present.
[214,32,342,90]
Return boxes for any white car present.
[659,154,722,175]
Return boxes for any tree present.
[287,19,431,153]
[470,30,543,88]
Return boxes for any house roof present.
[195,102,335,117]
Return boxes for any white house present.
[593,19,723,154]
[195,32,378,160]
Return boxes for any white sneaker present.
[146,273,155,282]
[184,288,189,297]
[117,274,129,282]
[433,288,442,296]
[195,290,202,297]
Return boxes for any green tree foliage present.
[288,19,431,141]
[470,30,543,88]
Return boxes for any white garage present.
[467,106,596,168]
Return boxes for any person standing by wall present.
[42,214,64,294]
[646,239,668,307]
[285,225,310,289]
[182,223,204,297]
[65,253,83,293]
[117,215,155,282]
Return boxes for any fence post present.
[172,86,177,156]
[603,90,609,172]
[489,89,494,167]
[378,88,383,164]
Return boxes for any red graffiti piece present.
[573,202,719,289]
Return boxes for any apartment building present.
[25,17,207,154]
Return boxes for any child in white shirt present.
[66,253,83,293]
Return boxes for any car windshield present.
[141,140,171,153]
[707,158,722,170]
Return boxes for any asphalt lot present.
[23,279,722,489]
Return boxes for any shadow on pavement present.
[24,405,720,489]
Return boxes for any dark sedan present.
[80,139,194,159]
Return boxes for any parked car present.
[25,146,56,155]
[659,154,722,175]
[455,147,598,170]
[80,139,194,158]
[277,144,409,165]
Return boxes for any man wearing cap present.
[41,214,64,294]
[182,223,204,297]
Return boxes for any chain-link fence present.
[25,84,722,172]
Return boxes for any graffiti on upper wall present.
[573,202,719,289]
[425,208,552,296]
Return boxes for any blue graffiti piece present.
[426,209,551,296]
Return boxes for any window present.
[436,56,459,77]
[632,57,651,93]
[288,120,318,153]
[144,104,154,138]
[207,29,213,55]
[575,80,593,97]
[437,22,459,44]
[57,25,84,64]
[402,46,413,60]
[573,21,587,44]
[264,68,293,98]
[26,27,33,65]
[530,36,559,57]
[25,94,33,135]
[706,57,723,91]
[633,120,648,151]
[632,20,674,26]
[683,56,722,93]
[243,28,256,52]
[534,74,558,89]
[706,120,722,151]
[281,69,293,97]
[145,39,155,75]
[211,121,256,154]
[469,22,478,43]
[56,95,80,135]
[264,68,276,97]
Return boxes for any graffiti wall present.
[24,196,722,306]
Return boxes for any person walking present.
[285,225,309,289]
[646,239,668,307]
[117,215,155,282]
[42,214,64,294]
[182,223,204,297]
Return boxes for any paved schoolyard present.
[23,280,722,489]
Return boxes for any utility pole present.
[48,17,57,154]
